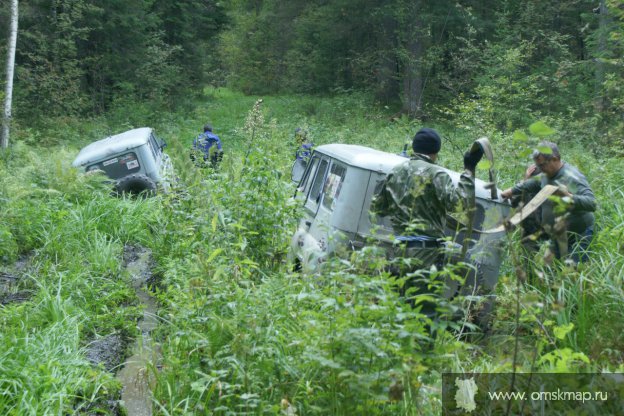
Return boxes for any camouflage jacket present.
[371,154,475,239]
[511,162,595,235]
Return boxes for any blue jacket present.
[193,131,222,156]
[295,142,314,161]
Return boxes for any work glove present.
[463,145,484,174]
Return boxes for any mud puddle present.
[0,252,36,306]
[116,245,162,416]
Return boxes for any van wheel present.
[115,174,157,197]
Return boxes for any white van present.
[72,127,175,195]
[289,144,511,297]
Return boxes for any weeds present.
[1,90,623,414]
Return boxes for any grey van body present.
[289,144,511,296]
[72,127,174,194]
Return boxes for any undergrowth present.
[1,89,623,414]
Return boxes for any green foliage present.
[0,225,18,263]
[0,142,167,413]
[9,0,226,118]
[529,121,556,138]
[2,89,624,414]
[3,0,623,143]
[16,0,93,116]
[0,314,118,414]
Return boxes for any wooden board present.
[482,184,558,234]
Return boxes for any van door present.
[289,154,331,268]
[303,156,329,214]
[464,199,508,291]
[357,171,394,240]
[305,159,348,255]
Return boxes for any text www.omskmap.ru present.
[488,389,608,403]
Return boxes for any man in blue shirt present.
[191,124,223,168]
[294,127,313,163]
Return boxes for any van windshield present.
[299,157,319,196]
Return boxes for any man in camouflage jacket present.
[372,128,483,272]
[501,141,596,263]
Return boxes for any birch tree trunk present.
[1,0,19,149]
[594,0,608,113]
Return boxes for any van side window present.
[148,133,161,159]
[299,156,320,196]
[364,174,394,233]
[305,158,329,212]
[322,163,346,210]
[371,177,392,233]
[373,178,385,195]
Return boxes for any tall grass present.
[0,145,167,413]
[1,89,623,414]
[0,282,118,414]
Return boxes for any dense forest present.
[1,0,623,139]
[1,1,624,415]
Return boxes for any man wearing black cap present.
[373,127,482,243]
[371,128,483,309]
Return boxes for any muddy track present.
[2,246,162,415]
[83,245,162,415]
[115,244,162,416]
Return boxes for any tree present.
[594,0,609,112]
[17,0,93,116]
[395,0,428,117]
[150,0,227,91]
[1,0,18,149]
[9,0,226,117]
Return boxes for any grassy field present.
[1,88,623,414]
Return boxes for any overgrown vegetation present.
[2,1,624,144]
[1,89,623,414]
[2,0,624,413]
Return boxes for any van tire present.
[114,174,157,197]
[292,258,302,272]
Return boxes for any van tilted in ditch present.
[72,127,175,195]
[289,143,511,300]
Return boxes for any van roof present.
[314,143,505,202]
[72,127,153,167]
[315,144,408,173]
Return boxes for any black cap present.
[412,128,441,155]
[204,124,213,132]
